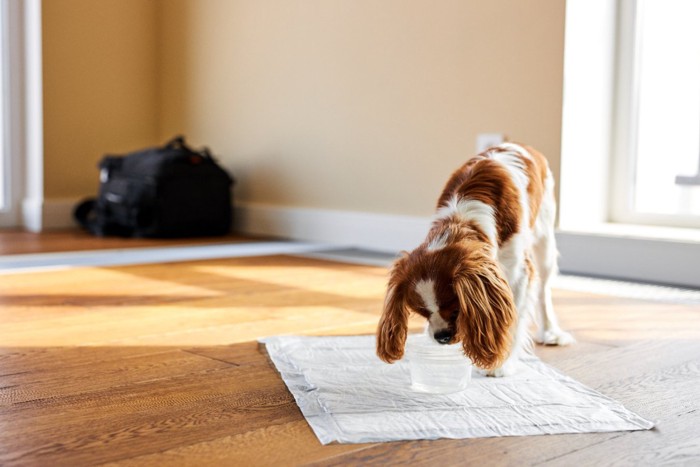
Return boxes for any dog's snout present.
[433,330,453,344]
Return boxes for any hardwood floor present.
[0,244,698,465]
[0,228,258,255]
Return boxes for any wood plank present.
[0,351,300,466]
[0,255,390,347]
[0,228,257,255]
[0,349,233,406]
[539,349,700,466]
[0,306,382,348]
[105,421,371,467]
[0,346,169,374]
[540,409,700,466]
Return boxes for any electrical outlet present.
[476,133,505,153]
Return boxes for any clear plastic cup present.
[406,332,472,394]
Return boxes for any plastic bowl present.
[405,333,472,394]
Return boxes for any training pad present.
[261,335,653,444]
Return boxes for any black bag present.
[74,136,234,238]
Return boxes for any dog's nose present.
[434,330,452,344]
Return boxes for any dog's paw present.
[536,329,575,346]
[481,361,519,378]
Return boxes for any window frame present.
[0,0,21,227]
[0,0,43,230]
[609,0,700,229]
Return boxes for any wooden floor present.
[0,229,257,255]
[0,233,699,466]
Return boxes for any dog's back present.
[435,143,552,248]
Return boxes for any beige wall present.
[42,0,159,199]
[43,0,566,218]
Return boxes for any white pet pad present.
[261,335,653,444]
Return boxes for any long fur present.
[453,248,516,369]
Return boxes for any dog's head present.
[376,243,516,369]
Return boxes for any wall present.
[40,0,566,223]
[42,0,159,200]
[157,0,566,217]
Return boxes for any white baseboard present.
[234,202,432,253]
[21,197,43,232]
[43,197,81,229]
[37,199,433,253]
[23,197,81,231]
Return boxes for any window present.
[558,0,700,288]
[611,0,700,228]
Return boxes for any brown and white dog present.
[376,143,573,376]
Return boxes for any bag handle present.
[164,135,213,160]
[164,135,188,150]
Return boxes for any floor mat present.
[262,335,654,444]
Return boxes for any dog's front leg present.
[483,357,521,377]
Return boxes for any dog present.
[376,143,574,376]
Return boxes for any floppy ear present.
[453,258,516,369]
[376,263,411,363]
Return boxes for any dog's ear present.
[376,258,411,363]
[453,256,516,369]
